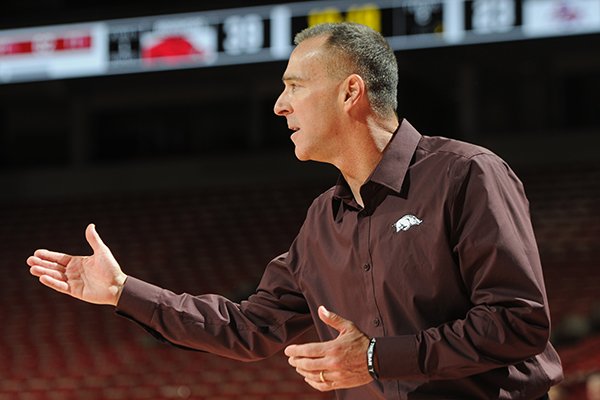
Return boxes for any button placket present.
[357,212,378,335]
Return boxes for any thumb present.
[318,305,353,334]
[85,223,106,253]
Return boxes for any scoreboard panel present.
[0,0,599,84]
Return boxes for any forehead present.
[282,36,331,81]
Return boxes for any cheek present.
[298,92,336,126]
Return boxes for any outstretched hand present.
[285,306,372,391]
[27,224,127,306]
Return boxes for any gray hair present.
[294,22,398,118]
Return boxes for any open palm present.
[27,224,127,306]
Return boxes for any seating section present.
[1,184,333,399]
[0,164,598,398]
[520,166,600,330]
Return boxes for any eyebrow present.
[282,74,308,83]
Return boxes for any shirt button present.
[373,318,381,327]
[363,263,371,271]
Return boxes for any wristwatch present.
[367,337,379,380]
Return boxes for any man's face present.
[273,36,345,163]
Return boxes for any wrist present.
[110,273,128,306]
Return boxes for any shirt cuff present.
[376,334,422,380]
[115,276,162,325]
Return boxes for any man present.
[27,23,562,399]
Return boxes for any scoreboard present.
[0,0,599,84]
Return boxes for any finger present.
[293,366,310,380]
[30,266,66,281]
[39,274,69,293]
[290,356,329,372]
[318,305,353,333]
[304,377,336,392]
[85,223,106,253]
[296,367,332,383]
[33,249,72,266]
[285,342,328,358]
[27,256,65,271]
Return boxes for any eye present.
[287,81,302,93]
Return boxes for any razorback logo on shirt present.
[393,214,423,232]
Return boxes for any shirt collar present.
[369,119,422,193]
[332,119,422,207]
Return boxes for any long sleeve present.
[376,154,555,381]
[116,253,314,361]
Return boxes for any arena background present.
[0,1,599,399]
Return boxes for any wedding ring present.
[319,370,327,383]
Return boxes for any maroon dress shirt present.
[117,120,563,399]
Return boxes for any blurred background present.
[0,0,599,399]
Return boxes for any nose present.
[273,91,291,116]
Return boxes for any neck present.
[336,116,399,207]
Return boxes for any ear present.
[341,74,366,111]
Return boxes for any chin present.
[291,138,307,160]
[294,147,311,161]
